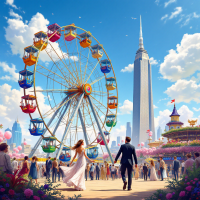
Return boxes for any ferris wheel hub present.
[82,83,92,96]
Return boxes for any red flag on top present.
[146,129,150,132]
[171,99,175,103]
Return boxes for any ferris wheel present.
[18,23,118,163]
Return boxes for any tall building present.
[165,125,169,132]
[126,122,131,138]
[21,143,31,155]
[117,136,121,145]
[5,128,12,145]
[111,141,116,148]
[12,119,22,147]
[157,126,162,140]
[132,16,155,147]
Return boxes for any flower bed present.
[0,171,81,200]
[145,165,200,200]
[162,140,200,148]
[162,127,200,136]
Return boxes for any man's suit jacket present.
[143,166,148,173]
[115,143,138,166]
[173,160,180,171]
[96,165,100,172]
[46,159,52,170]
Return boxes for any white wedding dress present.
[60,150,86,191]
[150,165,158,181]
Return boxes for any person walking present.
[159,157,165,181]
[0,143,13,174]
[96,163,100,180]
[90,163,95,180]
[135,165,139,180]
[156,160,161,179]
[18,156,29,178]
[52,158,58,183]
[173,156,180,180]
[181,161,185,175]
[150,160,158,181]
[46,157,52,179]
[184,154,194,175]
[58,161,63,181]
[41,165,45,178]
[114,136,138,191]
[194,152,200,169]
[11,157,18,174]
[111,164,116,180]
[100,165,104,180]
[148,165,151,179]
[106,163,110,180]
[143,163,148,181]
[85,163,90,181]
[29,156,39,184]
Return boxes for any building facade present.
[12,120,22,147]
[126,122,131,138]
[157,126,162,140]
[117,136,121,145]
[132,16,155,147]
[111,140,116,148]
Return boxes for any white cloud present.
[165,79,200,103]
[155,105,193,131]
[193,12,200,18]
[149,57,158,65]
[161,14,168,21]
[121,63,134,73]
[190,26,192,29]
[157,98,169,103]
[119,100,133,115]
[9,9,22,19]
[160,33,200,82]
[164,0,176,8]
[0,62,18,82]
[109,125,126,145]
[155,0,160,5]
[154,105,158,109]
[193,107,200,112]
[5,0,18,9]
[169,7,182,19]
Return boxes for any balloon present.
[121,140,124,143]
[118,143,120,146]
[15,149,19,153]
[0,130,4,137]
[8,153,12,157]
[137,144,140,147]
[23,141,27,145]
[148,131,153,137]
[12,153,17,157]
[0,137,3,142]
[141,142,144,147]
[21,153,25,158]
[4,131,12,140]
[17,146,22,151]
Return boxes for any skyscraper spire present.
[139,15,144,49]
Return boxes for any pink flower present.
[186,186,192,191]
[0,188,5,192]
[179,191,186,197]
[24,189,33,198]
[185,179,187,182]
[33,196,40,200]
[187,182,190,185]
[166,193,173,199]
[192,181,195,184]
[190,180,193,182]
[194,178,198,181]
[185,176,188,179]
[8,189,15,196]
[198,181,200,184]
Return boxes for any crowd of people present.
[0,142,200,185]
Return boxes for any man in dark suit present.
[173,156,180,180]
[46,157,52,179]
[114,136,138,191]
[96,163,100,180]
[143,163,148,181]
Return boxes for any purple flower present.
[186,186,192,191]
[5,183,9,187]
[159,194,162,197]
[194,178,198,181]
[166,193,173,199]
[38,190,44,195]
[43,184,49,190]
[179,191,186,197]
[172,192,175,195]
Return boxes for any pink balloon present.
[23,141,27,145]
[0,137,3,142]
[121,140,124,143]
[0,130,4,137]
[148,131,153,137]
[118,143,120,146]
[141,142,144,146]
[8,153,12,157]
[17,146,22,151]
[20,153,25,158]
[137,144,140,147]
[4,131,12,140]
[12,153,17,157]
[15,149,19,153]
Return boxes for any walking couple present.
[60,136,138,191]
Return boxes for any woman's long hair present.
[150,160,155,167]
[71,139,84,150]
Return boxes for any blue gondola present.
[100,59,111,73]
[29,118,44,136]
[59,147,71,162]
[87,145,98,159]
[18,69,34,89]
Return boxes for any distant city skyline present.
[126,122,131,138]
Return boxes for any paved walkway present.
[38,178,169,200]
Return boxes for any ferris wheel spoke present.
[82,48,90,83]
[75,37,82,84]
[84,59,101,84]
[90,74,109,86]
[36,70,69,88]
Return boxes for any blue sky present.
[0,0,200,150]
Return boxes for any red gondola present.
[20,95,36,114]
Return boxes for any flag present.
[171,99,175,103]
[146,129,150,132]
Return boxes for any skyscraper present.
[111,141,116,148]
[157,126,162,140]
[132,16,155,147]
[126,122,131,138]
[12,120,22,147]
[117,136,121,145]
[5,128,12,145]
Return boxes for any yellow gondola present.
[91,44,103,58]
[106,77,116,90]
[22,46,38,66]
[79,32,92,48]
[33,31,48,51]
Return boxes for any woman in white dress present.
[60,139,94,191]
[162,165,167,180]
[150,160,158,181]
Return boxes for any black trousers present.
[144,172,147,181]
[121,164,132,189]
[160,167,164,180]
